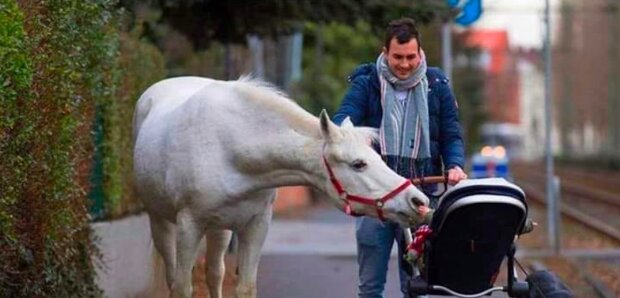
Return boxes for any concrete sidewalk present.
[92,214,168,298]
[90,207,400,297]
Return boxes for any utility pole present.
[442,21,452,87]
[247,35,265,79]
[558,2,574,156]
[609,1,620,159]
[544,0,560,254]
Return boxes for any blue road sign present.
[446,0,482,26]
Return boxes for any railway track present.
[512,164,620,244]
[512,163,620,207]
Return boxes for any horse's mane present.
[231,75,379,143]
[231,76,320,137]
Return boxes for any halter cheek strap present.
[321,150,412,221]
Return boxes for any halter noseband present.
[321,146,412,221]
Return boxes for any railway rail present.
[512,163,620,243]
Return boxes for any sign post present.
[543,0,559,255]
[444,0,483,85]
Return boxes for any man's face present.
[383,37,421,80]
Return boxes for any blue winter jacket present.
[333,63,465,178]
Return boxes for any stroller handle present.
[410,175,448,186]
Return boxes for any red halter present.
[321,150,412,221]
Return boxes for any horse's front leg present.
[235,200,274,298]
[171,210,204,298]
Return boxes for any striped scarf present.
[376,51,430,177]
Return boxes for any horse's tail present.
[133,92,153,146]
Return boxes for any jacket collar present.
[347,63,380,90]
[347,63,441,91]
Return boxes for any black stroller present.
[405,177,531,297]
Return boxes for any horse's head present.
[318,110,430,227]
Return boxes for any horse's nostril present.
[410,197,423,207]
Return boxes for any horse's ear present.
[319,109,341,143]
[341,116,354,128]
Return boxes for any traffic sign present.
[445,0,482,26]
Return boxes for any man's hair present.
[384,17,422,51]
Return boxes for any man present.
[332,18,467,297]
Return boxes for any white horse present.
[133,76,430,298]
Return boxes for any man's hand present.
[447,166,468,185]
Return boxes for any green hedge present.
[0,1,165,296]
[0,0,116,295]
[98,27,166,218]
[0,0,32,243]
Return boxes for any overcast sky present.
[469,0,560,49]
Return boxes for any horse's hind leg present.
[204,229,233,298]
[172,210,204,298]
[148,214,177,289]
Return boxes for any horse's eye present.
[350,160,367,171]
